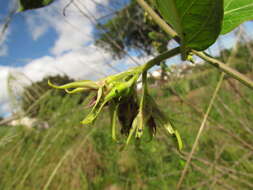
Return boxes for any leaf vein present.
[225,3,253,15]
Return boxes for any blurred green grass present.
[1,67,253,190]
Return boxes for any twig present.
[73,1,141,66]
[215,95,253,135]
[209,143,226,189]
[0,115,18,126]
[190,161,235,190]
[133,3,253,187]
[0,10,15,43]
[176,73,224,189]
[142,47,181,72]
[63,0,74,16]
[192,50,253,89]
[136,0,253,90]
[136,0,178,40]
[227,79,252,106]
[187,152,253,190]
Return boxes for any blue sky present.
[0,0,146,117]
[0,0,253,117]
[1,1,55,64]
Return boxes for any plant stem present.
[136,0,253,90]
[192,50,253,89]
[136,0,178,40]
[136,0,253,188]
[104,47,179,86]
[177,30,243,190]
[142,47,181,72]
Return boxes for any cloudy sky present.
[0,0,252,117]
[0,0,141,117]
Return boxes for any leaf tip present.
[48,80,58,88]
[175,130,183,151]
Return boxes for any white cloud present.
[0,0,144,117]
[0,43,144,117]
[0,67,10,104]
[22,45,113,81]
[0,45,120,116]
[24,0,105,55]
[0,102,11,118]
[26,15,50,40]
[0,0,18,58]
[0,0,18,114]
[0,67,11,116]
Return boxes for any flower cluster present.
[49,66,182,150]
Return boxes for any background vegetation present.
[0,40,253,189]
[0,0,253,189]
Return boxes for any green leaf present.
[65,88,89,94]
[145,94,183,150]
[135,72,147,139]
[174,130,183,151]
[81,100,106,125]
[126,114,139,145]
[48,80,99,90]
[135,113,144,139]
[156,0,224,50]
[164,122,175,134]
[18,0,54,12]
[109,102,119,141]
[222,0,253,34]
[104,75,138,102]
[94,87,103,108]
[81,88,105,125]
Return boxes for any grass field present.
[0,46,253,189]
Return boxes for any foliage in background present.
[0,67,252,189]
[2,1,252,189]
[163,41,253,96]
[14,0,253,149]
[95,0,171,58]
[21,75,88,118]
